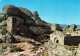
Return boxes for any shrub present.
[20,41,25,42]
[26,40,35,45]
[34,45,39,48]
[2,46,7,49]
[10,47,22,52]
[26,40,31,42]
[10,45,16,48]
[30,42,35,45]
[32,45,39,51]
[16,39,20,42]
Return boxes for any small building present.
[50,31,80,46]
[50,31,65,45]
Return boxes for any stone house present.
[50,31,80,46]
[50,31,65,45]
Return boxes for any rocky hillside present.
[1,5,80,56]
[0,5,54,43]
[1,4,72,56]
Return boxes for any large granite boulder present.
[33,11,39,17]
[0,20,7,33]
[5,33,16,43]
[0,33,16,43]
[2,5,29,19]
[16,17,25,27]
[32,11,48,26]
[17,25,34,37]
[0,13,6,22]
[2,5,49,26]
[29,27,49,34]
[51,24,62,31]
[16,17,36,27]
[65,25,70,29]
[0,20,7,26]
[3,5,21,16]
[70,24,77,29]
[18,7,33,17]
[67,24,77,32]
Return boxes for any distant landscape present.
[60,24,80,29]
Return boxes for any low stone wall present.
[64,36,80,46]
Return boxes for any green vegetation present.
[40,40,48,43]
[26,40,35,45]
[32,45,39,51]
[10,45,16,48]
[2,46,7,49]
[26,40,31,42]
[20,40,25,42]
[10,47,22,52]
[16,39,20,42]
[16,39,35,45]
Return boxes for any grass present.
[10,45,16,48]
[26,40,35,45]
[20,40,25,42]
[10,47,22,52]
[16,39,35,45]
[2,46,7,49]
[32,45,39,51]
[26,40,31,42]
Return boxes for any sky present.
[0,0,80,25]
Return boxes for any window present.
[13,17,16,23]
[56,40,59,43]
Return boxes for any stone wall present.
[50,31,65,45]
[64,36,80,46]
[7,16,17,34]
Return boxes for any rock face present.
[0,4,52,42]
[29,27,49,34]
[32,11,48,26]
[51,24,62,31]
[64,24,77,33]
[70,24,77,32]
[65,25,70,29]
[18,7,33,17]
[70,24,77,29]
[3,5,21,16]
[0,33,16,43]
[2,5,29,19]
[0,13,6,22]
[25,17,36,26]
